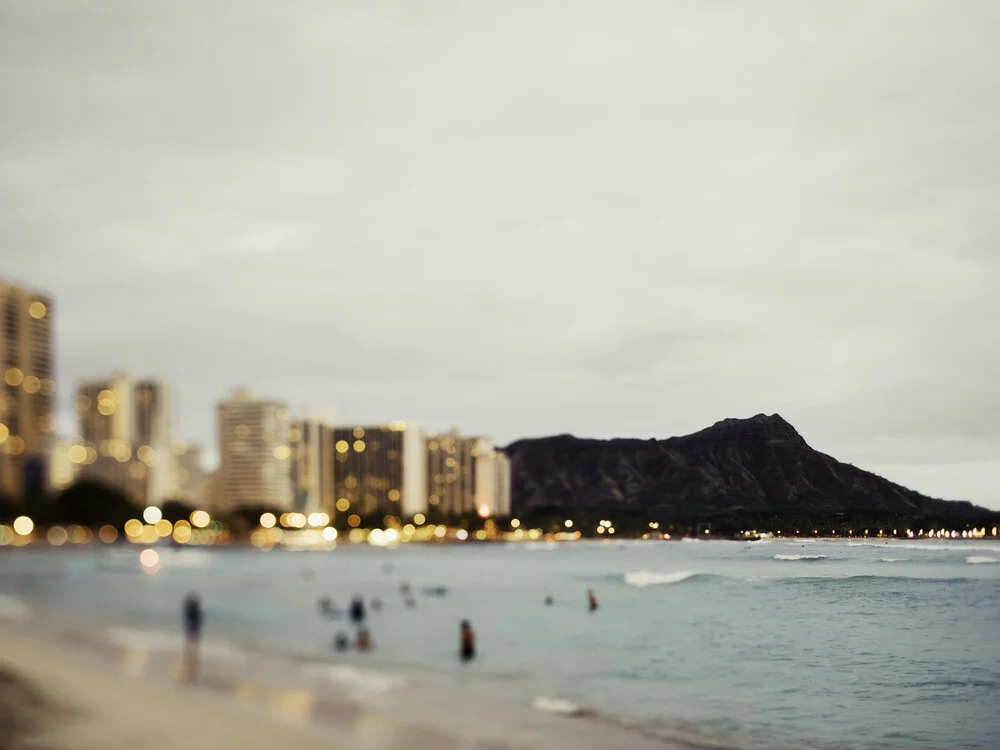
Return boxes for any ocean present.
[1,538,998,749]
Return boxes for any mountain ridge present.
[502,414,989,526]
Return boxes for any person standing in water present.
[349,594,366,624]
[459,620,476,662]
[587,588,598,612]
[182,593,203,682]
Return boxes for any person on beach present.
[332,631,349,652]
[545,596,554,606]
[460,620,476,662]
[182,593,203,682]
[356,628,373,651]
[349,594,366,624]
[587,588,598,612]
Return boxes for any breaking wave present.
[623,570,701,588]
[773,554,827,561]
[966,556,998,565]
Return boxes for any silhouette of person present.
[332,631,350,652]
[349,594,366,624]
[182,593,203,682]
[356,628,373,651]
[460,620,476,662]
[544,596,554,606]
[587,588,598,612]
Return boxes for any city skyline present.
[2,2,999,510]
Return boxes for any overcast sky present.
[2,0,998,508]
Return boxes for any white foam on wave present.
[773,554,827,561]
[847,541,999,552]
[0,593,30,622]
[532,696,588,716]
[879,558,907,563]
[302,664,405,698]
[106,627,246,662]
[624,570,698,588]
[966,556,998,565]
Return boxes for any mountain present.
[502,414,991,530]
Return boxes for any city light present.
[456,529,469,541]
[47,527,68,546]
[260,512,276,528]
[142,506,162,524]
[12,516,34,536]
[322,527,337,542]
[98,525,118,543]
[413,513,425,525]
[139,548,159,571]
[308,512,329,527]
[478,504,491,518]
[510,518,520,528]
[190,510,211,528]
[564,519,573,528]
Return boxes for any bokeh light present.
[12,516,33,536]
[142,506,162,524]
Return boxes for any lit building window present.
[4,368,23,387]
[335,440,349,453]
[28,301,46,319]
[353,427,365,439]
[353,439,366,452]
[22,376,40,394]
[336,498,350,512]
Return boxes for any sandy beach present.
[0,625,700,750]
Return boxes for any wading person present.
[182,593,203,682]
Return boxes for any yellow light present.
[348,528,366,543]
[98,525,118,543]
[47,526,68,546]
[12,516,34,536]
[6,436,25,455]
[172,525,192,544]
[68,444,87,463]
[510,518,520,528]
[456,529,469,540]
[608,527,616,535]
[336,498,350,512]
[347,514,361,528]
[0,423,7,442]
[353,439,366,452]
[273,445,290,460]
[154,519,173,537]
[260,512,276,528]
[388,489,401,502]
[143,506,162,524]
[335,440,349,453]
[29,301,47,319]
[113,443,130,462]
[564,519,573,528]
[597,526,605,534]
[5,368,23,386]
[289,513,306,528]
[22,376,40,394]
[475,530,487,540]
[478,504,490,518]
[69,526,91,544]
[137,445,156,465]
[528,528,542,540]
[434,526,446,538]
[403,523,415,535]
[267,527,284,544]
[124,519,143,537]
[308,512,328,527]
[139,525,158,544]
[234,424,250,438]
[353,427,365,439]
[190,510,210,528]
[383,514,398,527]
[413,513,426,525]
[384,528,399,543]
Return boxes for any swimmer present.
[332,631,349,652]
[587,588,598,612]
[459,620,476,662]
[544,596,554,606]
[356,628,373,652]
[349,594,366,624]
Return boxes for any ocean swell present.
[773,554,827,561]
[624,571,702,588]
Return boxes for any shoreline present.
[0,623,711,750]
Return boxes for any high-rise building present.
[290,417,335,519]
[48,437,79,492]
[217,387,292,511]
[425,430,476,516]
[425,431,512,518]
[75,373,174,505]
[0,279,55,500]
[171,440,206,508]
[331,422,426,521]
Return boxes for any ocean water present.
[1,539,999,749]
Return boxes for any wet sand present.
[0,626,699,750]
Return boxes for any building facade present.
[424,431,512,518]
[217,388,292,511]
[0,279,55,500]
[290,417,335,518]
[171,441,206,508]
[331,422,426,521]
[75,373,174,506]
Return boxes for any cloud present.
[1,0,998,507]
